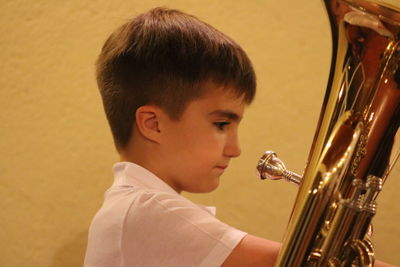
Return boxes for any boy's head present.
[96,7,256,150]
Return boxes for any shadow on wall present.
[51,230,88,267]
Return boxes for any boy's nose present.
[224,136,241,158]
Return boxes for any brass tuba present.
[257,0,400,266]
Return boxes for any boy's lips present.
[216,165,228,170]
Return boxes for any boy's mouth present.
[216,165,228,170]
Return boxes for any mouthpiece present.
[256,151,302,185]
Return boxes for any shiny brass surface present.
[261,0,400,266]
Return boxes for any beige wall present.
[1,0,399,266]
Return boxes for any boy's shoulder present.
[105,161,215,216]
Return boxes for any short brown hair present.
[96,7,256,149]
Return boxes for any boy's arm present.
[221,234,280,267]
[375,260,398,267]
[222,235,397,267]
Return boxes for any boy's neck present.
[119,142,154,171]
[118,139,183,194]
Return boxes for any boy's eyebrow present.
[207,110,242,121]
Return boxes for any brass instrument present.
[257,0,400,266]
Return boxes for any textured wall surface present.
[1,1,399,266]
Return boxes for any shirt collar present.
[112,161,179,195]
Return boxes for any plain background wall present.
[1,0,399,266]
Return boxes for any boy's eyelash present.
[214,121,230,130]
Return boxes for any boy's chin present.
[186,180,220,194]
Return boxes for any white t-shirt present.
[84,162,247,267]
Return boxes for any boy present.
[84,7,394,267]
[84,7,280,267]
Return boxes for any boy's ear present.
[135,105,162,143]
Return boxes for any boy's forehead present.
[198,82,247,102]
[186,84,246,118]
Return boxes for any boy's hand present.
[375,260,399,267]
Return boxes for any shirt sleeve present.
[121,190,247,267]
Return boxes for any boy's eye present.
[214,121,230,130]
